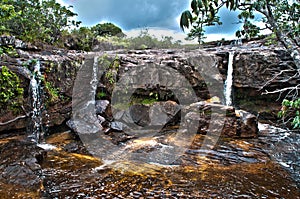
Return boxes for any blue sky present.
[59,0,259,42]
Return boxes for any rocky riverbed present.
[0,126,299,198]
[1,36,300,198]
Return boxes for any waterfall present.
[224,51,234,106]
[29,60,45,143]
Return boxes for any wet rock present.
[148,101,180,126]
[1,36,298,133]
[111,121,126,131]
[236,109,258,138]
[129,104,150,126]
[97,115,106,124]
[66,118,103,134]
[0,42,84,132]
[183,101,258,138]
[112,101,180,130]
[0,140,45,197]
[95,100,110,114]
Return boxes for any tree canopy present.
[180,0,299,68]
[0,0,80,43]
[181,0,300,129]
[91,22,125,37]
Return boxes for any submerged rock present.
[95,100,110,114]
[0,139,45,198]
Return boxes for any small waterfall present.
[29,60,45,143]
[224,51,234,106]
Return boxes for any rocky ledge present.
[1,36,298,136]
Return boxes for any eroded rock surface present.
[1,36,298,135]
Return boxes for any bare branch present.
[0,106,31,126]
[262,84,300,97]
[259,69,300,91]
[0,115,28,126]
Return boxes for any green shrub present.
[0,66,23,111]
[278,98,300,129]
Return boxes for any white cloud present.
[125,28,195,44]
[125,27,240,44]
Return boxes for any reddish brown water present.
[0,130,299,198]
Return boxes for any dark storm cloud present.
[64,0,190,30]
[63,0,243,36]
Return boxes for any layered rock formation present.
[0,36,84,132]
[1,36,298,137]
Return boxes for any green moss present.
[98,54,120,85]
[45,81,59,103]
[96,91,107,99]
[141,98,158,105]
[0,66,23,112]
[0,46,19,57]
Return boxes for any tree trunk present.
[275,31,300,69]
[265,4,300,69]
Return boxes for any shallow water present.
[0,124,299,198]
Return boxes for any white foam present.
[93,160,117,171]
[37,143,57,150]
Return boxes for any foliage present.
[96,35,130,49]
[61,26,182,51]
[0,45,18,57]
[180,0,222,44]
[0,0,80,44]
[278,99,300,129]
[61,23,125,51]
[127,29,182,49]
[180,0,300,44]
[264,33,279,46]
[91,22,124,37]
[181,0,300,130]
[96,91,107,100]
[44,81,59,103]
[66,27,96,51]
[98,54,120,85]
[0,66,23,111]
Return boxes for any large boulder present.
[183,101,258,138]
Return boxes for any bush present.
[91,22,125,37]
[278,98,300,129]
[0,0,80,44]
[0,66,23,111]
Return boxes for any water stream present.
[28,60,45,144]
[224,51,234,106]
[4,50,298,197]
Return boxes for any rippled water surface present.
[0,124,299,198]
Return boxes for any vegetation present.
[65,27,182,51]
[44,81,60,103]
[127,29,182,49]
[181,0,300,128]
[0,66,23,112]
[0,0,181,50]
[91,22,124,37]
[0,0,80,44]
[278,99,300,129]
[180,0,299,67]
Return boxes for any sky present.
[58,0,262,43]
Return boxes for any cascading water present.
[224,51,234,106]
[29,60,45,143]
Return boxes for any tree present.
[68,27,96,51]
[180,0,222,44]
[181,0,300,129]
[0,0,80,43]
[91,22,125,37]
[180,0,300,69]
